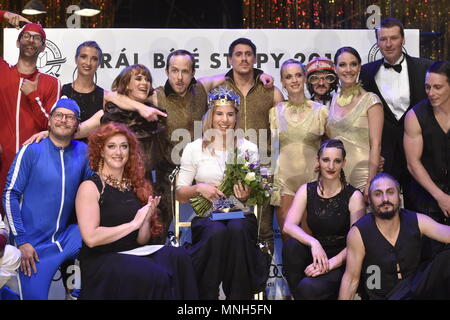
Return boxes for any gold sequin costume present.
[270,100,328,206]
[326,92,381,191]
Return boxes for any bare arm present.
[404,110,450,217]
[273,86,284,107]
[365,103,383,198]
[2,11,32,29]
[198,74,228,93]
[75,109,103,139]
[417,213,450,244]
[103,90,166,121]
[338,226,365,300]
[76,180,147,248]
[283,185,311,241]
[283,184,329,272]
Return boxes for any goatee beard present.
[374,209,396,220]
[372,201,398,220]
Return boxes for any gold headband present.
[211,98,236,106]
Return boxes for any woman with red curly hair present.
[75,122,198,299]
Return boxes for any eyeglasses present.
[308,74,337,85]
[21,32,43,43]
[52,112,79,123]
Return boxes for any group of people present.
[0,9,449,300]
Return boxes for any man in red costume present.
[0,10,61,214]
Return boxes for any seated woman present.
[176,86,265,300]
[282,139,365,300]
[75,122,198,300]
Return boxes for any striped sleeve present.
[2,144,32,245]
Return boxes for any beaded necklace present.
[99,172,132,192]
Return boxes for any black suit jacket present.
[360,55,432,182]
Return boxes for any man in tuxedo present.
[359,17,432,209]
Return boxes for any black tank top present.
[80,174,141,254]
[411,100,450,216]
[61,83,104,123]
[306,181,359,257]
[355,209,422,300]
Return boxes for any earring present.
[72,67,78,83]
[98,158,104,173]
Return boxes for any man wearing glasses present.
[305,57,338,107]
[0,11,61,218]
[3,98,92,299]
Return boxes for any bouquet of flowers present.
[190,148,273,217]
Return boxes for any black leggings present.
[282,238,344,300]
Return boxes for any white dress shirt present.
[375,54,410,120]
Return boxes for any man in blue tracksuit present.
[2,98,92,299]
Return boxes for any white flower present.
[244,172,256,183]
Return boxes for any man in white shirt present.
[360,17,432,210]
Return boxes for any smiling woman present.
[269,59,328,236]
[282,139,366,300]
[326,47,384,199]
[101,64,165,180]
[75,122,198,300]
[175,86,268,300]
[62,41,104,125]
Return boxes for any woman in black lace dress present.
[282,139,365,299]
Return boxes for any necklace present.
[99,172,132,192]
[286,100,310,122]
[337,82,362,107]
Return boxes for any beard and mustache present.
[371,200,400,220]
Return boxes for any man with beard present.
[339,173,450,300]
[404,61,450,260]
[305,57,338,107]
[3,98,92,299]
[0,11,61,216]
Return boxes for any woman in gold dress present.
[326,47,384,198]
[270,59,328,234]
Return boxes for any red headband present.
[306,57,336,77]
[18,23,46,43]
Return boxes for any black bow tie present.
[383,57,404,73]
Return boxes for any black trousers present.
[388,245,450,300]
[282,238,344,300]
[188,215,261,300]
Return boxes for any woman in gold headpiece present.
[326,47,384,198]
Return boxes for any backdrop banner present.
[4,28,420,91]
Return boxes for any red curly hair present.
[88,122,163,238]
